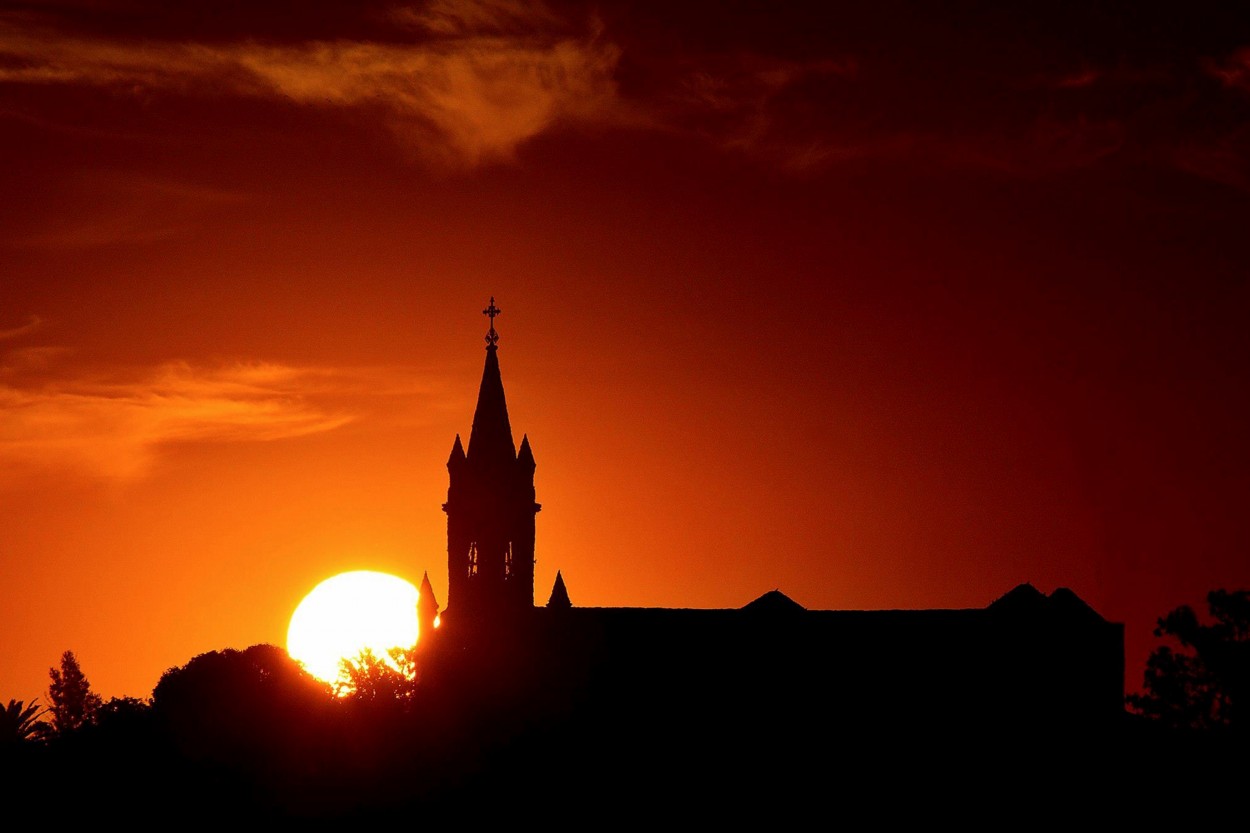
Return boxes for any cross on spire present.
[483,296,501,348]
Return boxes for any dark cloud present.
[1206,46,1250,93]
[0,1,1246,180]
[0,1,629,168]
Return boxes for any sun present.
[287,570,421,685]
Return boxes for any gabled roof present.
[988,583,1107,622]
[741,589,805,615]
[1048,587,1105,622]
[987,582,1048,614]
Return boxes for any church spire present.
[466,297,516,465]
[444,297,540,627]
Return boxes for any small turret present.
[547,570,571,609]
[518,434,535,471]
[418,570,440,644]
[447,434,466,469]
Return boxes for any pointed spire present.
[447,434,466,467]
[547,570,571,609]
[466,300,516,465]
[419,570,440,612]
[417,570,440,644]
[517,434,535,469]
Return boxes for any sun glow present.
[287,570,420,685]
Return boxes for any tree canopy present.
[1128,588,1249,732]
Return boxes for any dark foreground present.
[7,701,1245,825]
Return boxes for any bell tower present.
[443,298,540,629]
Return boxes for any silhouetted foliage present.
[1,698,46,744]
[151,643,336,777]
[1128,588,1249,732]
[46,650,102,736]
[336,646,419,705]
[92,696,153,737]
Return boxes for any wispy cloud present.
[0,358,354,479]
[1,172,250,249]
[1173,134,1250,193]
[0,315,43,340]
[1205,47,1250,93]
[0,3,1242,183]
[393,0,565,36]
[0,346,72,373]
[944,116,1126,178]
[0,1,627,168]
[665,54,864,171]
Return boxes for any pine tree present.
[47,650,102,735]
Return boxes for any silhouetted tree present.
[46,650,102,736]
[1,698,46,744]
[152,644,335,767]
[335,646,419,705]
[1128,589,1249,732]
[93,696,152,735]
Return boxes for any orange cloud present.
[0,359,355,480]
[3,174,249,249]
[0,315,43,340]
[0,4,625,168]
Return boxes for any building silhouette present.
[442,297,539,626]
[422,299,1127,751]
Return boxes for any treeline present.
[2,590,1247,822]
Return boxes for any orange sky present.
[2,0,1249,703]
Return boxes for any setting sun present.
[287,570,420,685]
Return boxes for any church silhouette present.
[416,299,1127,781]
